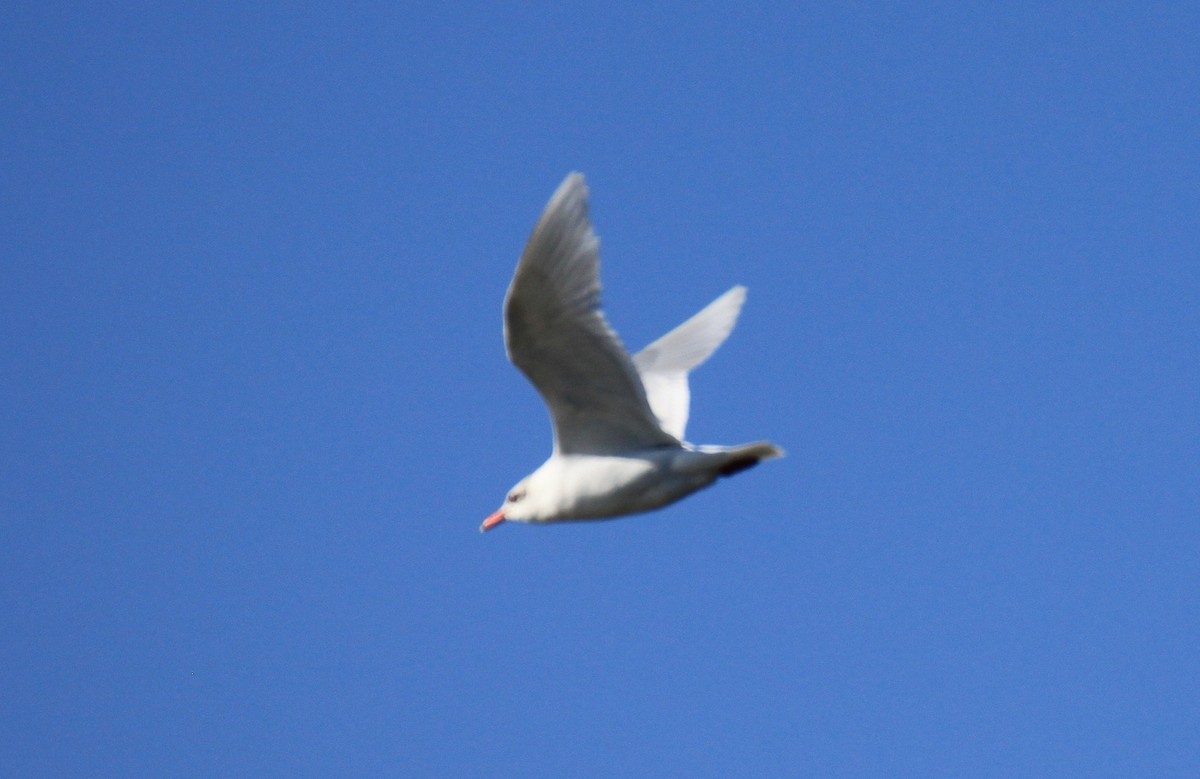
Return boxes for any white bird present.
[481,173,783,532]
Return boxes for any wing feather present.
[632,286,746,440]
[504,174,678,455]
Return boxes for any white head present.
[480,474,539,532]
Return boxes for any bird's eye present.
[507,490,524,503]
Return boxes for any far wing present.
[632,286,746,440]
[504,173,678,455]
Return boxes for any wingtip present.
[539,173,591,224]
[556,171,587,197]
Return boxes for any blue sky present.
[3,3,1197,776]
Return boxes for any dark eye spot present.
[507,490,524,503]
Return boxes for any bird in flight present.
[482,173,783,532]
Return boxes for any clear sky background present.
[3,4,1198,776]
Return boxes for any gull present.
[481,173,783,532]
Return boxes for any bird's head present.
[480,477,534,532]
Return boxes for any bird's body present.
[504,442,781,524]
[482,173,783,532]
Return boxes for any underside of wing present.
[504,174,678,455]
[632,285,746,440]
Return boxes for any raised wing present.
[504,173,678,455]
[632,286,746,440]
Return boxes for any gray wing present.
[504,173,678,455]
